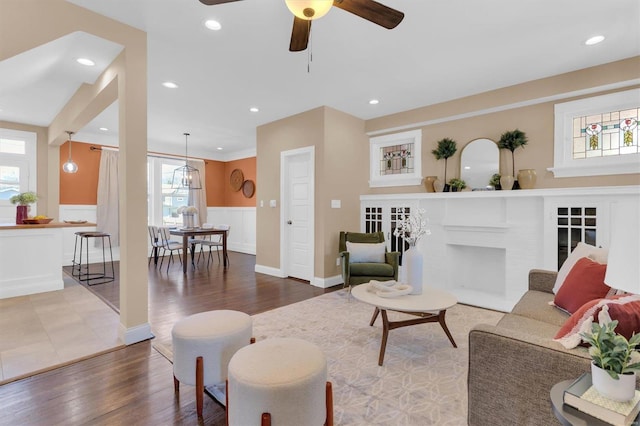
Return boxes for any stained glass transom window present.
[379,143,414,176]
[572,108,639,159]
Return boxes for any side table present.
[550,379,640,426]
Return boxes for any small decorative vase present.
[424,176,437,193]
[16,205,28,224]
[182,213,195,228]
[433,179,445,193]
[591,363,637,402]
[403,244,423,295]
[500,175,514,190]
[517,169,537,189]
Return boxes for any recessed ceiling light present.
[99,127,108,131]
[162,81,178,89]
[77,58,95,66]
[585,35,605,45]
[217,147,223,150]
[205,20,222,31]
[249,107,259,112]
[369,99,379,105]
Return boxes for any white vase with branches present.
[394,209,431,295]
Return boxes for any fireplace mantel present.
[360,185,639,311]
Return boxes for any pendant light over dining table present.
[62,130,78,173]
[171,132,202,190]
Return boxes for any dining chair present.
[148,225,162,266]
[190,223,214,264]
[199,224,230,266]
[158,227,184,272]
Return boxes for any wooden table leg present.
[438,310,457,348]
[222,231,228,268]
[369,307,380,326]
[182,235,188,274]
[375,309,457,366]
[378,309,390,366]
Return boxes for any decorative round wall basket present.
[242,180,255,198]
[230,169,244,191]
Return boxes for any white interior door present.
[281,147,314,282]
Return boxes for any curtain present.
[96,150,120,246]
[187,159,207,227]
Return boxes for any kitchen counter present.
[0,221,96,229]
[0,221,98,299]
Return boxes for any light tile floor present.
[0,276,123,383]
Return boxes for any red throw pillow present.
[553,257,609,314]
[554,295,640,349]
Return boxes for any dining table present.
[170,227,228,274]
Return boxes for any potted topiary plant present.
[448,178,467,192]
[497,129,528,190]
[10,191,38,224]
[432,138,457,192]
[581,318,640,402]
[489,173,501,190]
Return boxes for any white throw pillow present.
[346,242,386,263]
[552,242,608,294]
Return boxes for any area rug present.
[153,289,503,425]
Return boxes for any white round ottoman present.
[172,310,253,418]
[227,337,333,426]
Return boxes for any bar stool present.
[72,231,115,285]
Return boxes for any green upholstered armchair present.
[339,231,399,289]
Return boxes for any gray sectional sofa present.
[467,269,639,425]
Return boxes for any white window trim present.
[549,88,640,178]
[0,128,37,205]
[369,129,422,188]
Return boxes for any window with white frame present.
[369,129,422,187]
[0,129,37,202]
[147,156,189,226]
[550,88,640,177]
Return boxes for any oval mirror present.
[460,138,499,190]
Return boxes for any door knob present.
[287,220,293,225]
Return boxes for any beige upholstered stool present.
[172,310,253,418]
[226,337,333,426]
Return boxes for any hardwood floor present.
[2,252,339,425]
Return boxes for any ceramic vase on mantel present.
[433,178,445,193]
[517,169,537,189]
[500,175,515,191]
[15,205,28,224]
[591,362,637,402]
[424,176,437,193]
[403,243,423,295]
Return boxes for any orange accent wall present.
[59,141,100,205]
[59,141,257,208]
[225,157,257,207]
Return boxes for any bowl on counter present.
[22,218,54,224]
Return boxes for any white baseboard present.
[119,322,154,345]
[312,275,343,288]
[254,264,286,278]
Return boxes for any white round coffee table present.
[351,284,458,366]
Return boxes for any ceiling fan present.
[199,0,404,52]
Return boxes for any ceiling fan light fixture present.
[285,0,332,20]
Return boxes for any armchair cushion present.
[346,241,386,263]
[350,262,395,277]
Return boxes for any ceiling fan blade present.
[289,17,311,52]
[199,0,242,5]
[333,0,404,29]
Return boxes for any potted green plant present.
[497,129,528,189]
[581,319,640,401]
[448,178,467,192]
[489,173,501,190]
[10,191,38,224]
[431,138,457,192]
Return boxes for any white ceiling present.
[2,0,639,160]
